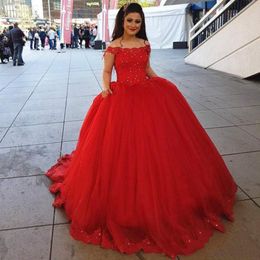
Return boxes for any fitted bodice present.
[105,45,151,86]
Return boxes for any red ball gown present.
[46,45,237,259]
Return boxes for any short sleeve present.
[103,46,119,57]
[144,41,151,56]
[146,44,151,56]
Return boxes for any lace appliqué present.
[103,46,119,56]
[103,45,151,57]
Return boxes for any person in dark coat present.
[6,25,14,58]
[39,28,46,50]
[79,25,84,48]
[73,24,80,48]
[83,25,90,48]
[10,22,25,66]
[0,33,10,64]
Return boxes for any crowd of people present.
[28,27,59,51]
[0,23,98,66]
[0,23,25,65]
[27,24,98,51]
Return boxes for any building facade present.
[0,0,32,19]
[42,0,102,20]
[31,0,43,18]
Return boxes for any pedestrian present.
[9,22,25,66]
[6,25,14,58]
[39,27,46,50]
[45,3,237,259]
[34,29,40,50]
[28,28,35,50]
[73,24,80,48]
[79,24,84,48]
[83,25,90,48]
[47,27,56,50]
[0,33,11,64]
[90,25,97,47]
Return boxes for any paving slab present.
[13,108,65,126]
[92,69,103,86]
[68,70,94,77]
[0,128,7,140]
[30,90,67,100]
[63,120,82,142]
[0,112,17,128]
[193,93,260,109]
[0,143,60,178]
[0,123,63,148]
[65,96,94,121]
[54,208,69,225]
[0,94,29,103]
[11,79,39,86]
[0,226,52,260]
[68,83,100,97]
[35,84,68,92]
[0,86,34,96]
[223,151,260,198]
[253,198,260,207]
[239,124,260,139]
[213,106,260,125]
[210,84,260,96]
[7,81,39,88]
[42,72,69,80]
[179,201,260,260]
[38,78,68,86]
[0,101,24,114]
[37,81,68,88]
[184,97,208,111]
[205,126,260,155]
[236,187,251,201]
[177,84,221,98]
[61,141,77,155]
[194,110,234,128]
[22,98,66,111]
[0,176,53,229]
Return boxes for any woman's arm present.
[146,59,158,78]
[144,41,158,78]
[102,51,115,97]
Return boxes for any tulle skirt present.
[46,77,237,259]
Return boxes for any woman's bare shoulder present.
[137,38,150,47]
[108,38,122,48]
[144,40,150,46]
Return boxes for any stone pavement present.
[0,45,260,260]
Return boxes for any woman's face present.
[123,12,142,36]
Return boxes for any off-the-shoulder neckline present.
[106,45,150,50]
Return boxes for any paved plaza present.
[0,45,260,260]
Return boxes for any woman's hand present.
[101,88,113,98]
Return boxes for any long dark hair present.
[112,3,148,41]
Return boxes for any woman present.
[0,33,10,64]
[46,3,237,259]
